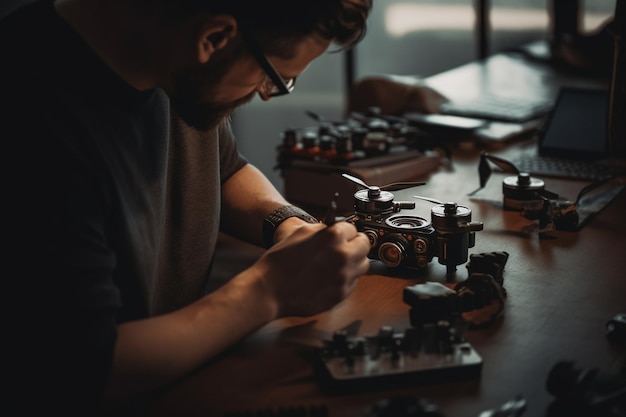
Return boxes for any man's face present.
[168,55,256,132]
[168,34,331,132]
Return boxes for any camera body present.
[348,191,435,270]
[345,185,483,275]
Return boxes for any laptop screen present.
[538,87,609,160]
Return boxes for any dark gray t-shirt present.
[2,0,247,412]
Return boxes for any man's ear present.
[196,15,238,64]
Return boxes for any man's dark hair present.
[145,0,372,58]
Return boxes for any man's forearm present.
[106,267,278,402]
[220,163,296,246]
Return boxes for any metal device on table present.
[315,322,483,394]
[403,251,510,330]
[314,254,510,392]
[340,173,483,277]
[315,187,500,394]
[471,152,617,232]
[275,108,447,169]
[313,248,510,393]
[546,360,626,417]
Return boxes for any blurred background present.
[230,0,616,192]
[1,0,616,192]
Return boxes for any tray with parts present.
[315,324,482,393]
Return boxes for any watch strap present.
[263,205,318,248]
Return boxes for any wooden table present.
[139,141,626,417]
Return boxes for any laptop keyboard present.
[509,154,613,181]
[440,95,553,123]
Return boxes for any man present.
[2,0,372,414]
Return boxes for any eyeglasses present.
[239,28,296,97]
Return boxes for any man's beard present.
[169,61,256,132]
[171,92,254,132]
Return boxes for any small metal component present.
[502,173,547,211]
[404,252,509,329]
[431,202,484,277]
[316,324,482,394]
[341,174,483,275]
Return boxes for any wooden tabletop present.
[138,141,626,417]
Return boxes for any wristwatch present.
[263,205,318,248]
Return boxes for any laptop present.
[438,92,553,123]
[509,86,615,181]
[424,50,562,124]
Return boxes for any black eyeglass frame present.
[239,28,296,97]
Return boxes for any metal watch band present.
[262,205,318,248]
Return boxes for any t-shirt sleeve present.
[217,121,248,183]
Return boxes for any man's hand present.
[252,220,371,318]
[348,75,449,115]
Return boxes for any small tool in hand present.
[324,192,339,226]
